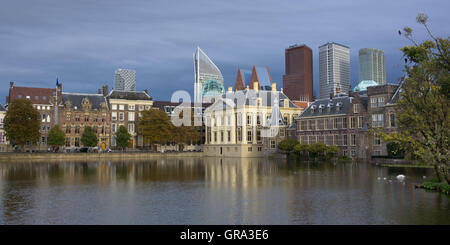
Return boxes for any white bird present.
[383,177,387,180]
[397,174,406,181]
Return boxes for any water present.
[0,157,448,224]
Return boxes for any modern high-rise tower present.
[193,47,224,103]
[282,44,313,102]
[319,42,350,99]
[114,69,136,91]
[358,48,386,85]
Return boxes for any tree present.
[381,13,449,183]
[3,99,40,151]
[277,139,298,153]
[293,143,309,156]
[116,125,131,150]
[386,141,405,158]
[81,126,98,147]
[138,109,173,145]
[47,125,65,150]
[326,145,340,158]
[307,143,328,158]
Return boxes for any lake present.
[0,157,448,224]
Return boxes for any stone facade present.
[0,104,7,152]
[204,82,303,157]
[107,89,153,148]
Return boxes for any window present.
[220,131,223,143]
[112,104,117,110]
[350,117,356,129]
[93,116,98,122]
[214,132,217,142]
[248,147,252,152]
[342,117,347,129]
[66,126,71,134]
[101,126,106,135]
[371,98,377,108]
[353,104,359,113]
[18,95,22,99]
[378,97,385,107]
[43,96,47,101]
[390,113,396,127]
[139,105,144,111]
[270,140,276,149]
[112,112,117,121]
[257,115,261,125]
[351,150,356,157]
[343,135,348,146]
[41,136,46,144]
[112,123,116,133]
[247,114,252,126]
[119,104,124,110]
[65,137,70,147]
[374,134,381,145]
[128,123,135,133]
[333,118,338,129]
[75,115,80,121]
[26,96,30,99]
[128,112,135,121]
[351,134,356,146]
[84,115,89,122]
[66,114,71,121]
[75,126,80,134]
[310,120,315,130]
[258,147,262,152]
[37,105,41,110]
[111,136,116,147]
[279,129,284,137]
[237,128,242,142]
[227,131,231,142]
[119,112,124,121]
[372,114,384,127]
[333,135,339,146]
[375,150,381,156]
[42,114,46,122]
[129,105,135,111]
[358,116,364,128]
[325,119,329,129]
[145,105,151,110]
[93,126,98,134]
[247,129,252,142]
[257,130,261,142]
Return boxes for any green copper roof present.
[353,80,379,92]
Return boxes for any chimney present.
[9,81,14,88]
[98,88,102,94]
[228,86,232,93]
[271,83,276,92]
[253,82,259,92]
[102,85,109,96]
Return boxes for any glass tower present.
[114,69,136,91]
[319,42,350,99]
[194,47,224,103]
[358,48,386,85]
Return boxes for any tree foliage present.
[116,125,131,149]
[138,109,173,145]
[384,13,450,183]
[277,139,299,152]
[47,125,65,147]
[3,99,40,150]
[307,143,328,158]
[81,126,98,147]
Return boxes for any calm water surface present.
[0,157,448,224]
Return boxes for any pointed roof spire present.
[234,67,245,91]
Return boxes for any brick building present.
[283,44,314,102]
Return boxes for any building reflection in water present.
[0,158,448,224]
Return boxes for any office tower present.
[193,47,224,103]
[114,69,136,91]
[359,48,386,85]
[282,44,313,102]
[319,42,350,99]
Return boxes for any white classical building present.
[203,82,303,157]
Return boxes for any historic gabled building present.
[107,88,153,148]
[234,65,273,91]
[61,89,110,149]
[204,82,303,157]
[6,82,62,150]
[296,92,370,158]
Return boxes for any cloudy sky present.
[1,0,449,102]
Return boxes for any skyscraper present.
[194,47,224,103]
[358,48,386,85]
[282,44,313,102]
[114,69,136,91]
[319,42,350,99]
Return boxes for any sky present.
[1,0,449,102]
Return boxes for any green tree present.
[326,145,340,157]
[381,13,449,183]
[293,143,309,157]
[116,125,131,150]
[307,143,328,158]
[47,125,65,150]
[277,139,299,153]
[138,109,173,145]
[386,141,405,158]
[3,99,40,151]
[81,126,98,147]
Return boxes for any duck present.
[396,174,406,181]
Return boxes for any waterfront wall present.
[0,152,204,162]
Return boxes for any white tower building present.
[358,48,386,85]
[193,47,224,103]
